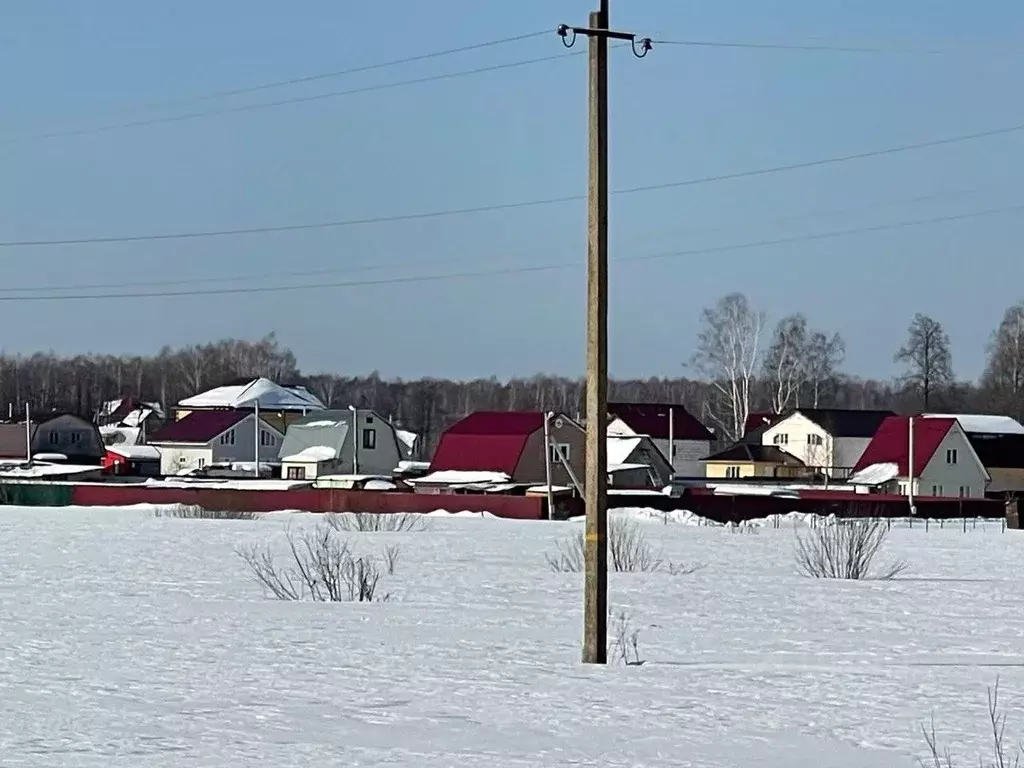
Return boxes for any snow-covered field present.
[0,505,1021,767]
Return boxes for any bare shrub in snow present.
[795,518,908,580]
[383,544,401,575]
[237,523,393,602]
[155,504,259,521]
[921,678,1021,768]
[325,511,428,533]
[608,610,643,666]
[546,518,704,575]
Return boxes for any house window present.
[69,432,83,445]
[773,433,789,445]
[932,484,943,496]
[898,483,907,495]
[807,434,823,446]
[946,448,958,465]
[366,415,374,424]
[197,458,206,469]
[48,431,59,445]
[725,466,741,479]
[550,443,571,464]
[287,466,306,480]
[260,430,276,447]
[958,485,970,498]
[219,429,236,446]
[362,428,377,450]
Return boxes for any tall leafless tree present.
[804,330,846,408]
[691,293,765,442]
[894,313,953,410]
[762,313,808,414]
[982,301,1024,420]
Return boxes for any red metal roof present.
[150,410,248,444]
[429,411,546,474]
[608,402,714,441]
[852,416,955,476]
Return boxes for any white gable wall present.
[915,423,989,498]
[210,415,284,465]
[762,413,833,470]
[157,446,213,476]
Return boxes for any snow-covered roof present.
[107,444,161,460]
[527,484,573,493]
[0,461,101,479]
[608,462,650,473]
[100,425,142,447]
[396,460,431,473]
[924,413,1024,435]
[280,445,339,463]
[849,462,900,486]
[178,378,325,412]
[608,435,643,466]
[406,470,511,486]
[396,429,418,455]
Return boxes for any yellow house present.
[704,443,807,480]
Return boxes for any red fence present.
[70,484,547,520]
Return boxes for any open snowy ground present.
[0,505,1022,767]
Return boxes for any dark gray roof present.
[278,411,351,461]
[705,443,805,465]
[792,409,895,438]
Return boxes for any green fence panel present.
[0,483,75,507]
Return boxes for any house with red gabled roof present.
[414,411,585,492]
[850,416,989,498]
[148,410,284,476]
[607,402,714,477]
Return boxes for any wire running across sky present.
[0,180,1011,295]
[2,119,1021,248]
[1,202,1020,302]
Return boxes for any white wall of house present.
[210,416,284,465]
[911,424,989,498]
[281,458,345,481]
[156,445,213,476]
[762,414,832,469]
[346,411,403,475]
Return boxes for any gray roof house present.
[278,409,403,481]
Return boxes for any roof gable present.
[150,410,251,444]
[853,416,956,475]
[178,378,325,412]
[786,408,895,438]
[705,442,805,465]
[608,402,714,441]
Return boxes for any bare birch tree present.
[894,314,953,410]
[691,293,764,442]
[762,313,808,414]
[804,330,846,408]
[982,301,1024,419]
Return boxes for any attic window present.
[366,416,374,424]
[773,433,789,445]
[946,448,958,465]
[362,428,377,450]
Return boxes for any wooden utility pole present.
[558,4,651,666]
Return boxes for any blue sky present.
[1,0,1022,382]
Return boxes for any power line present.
[183,30,552,103]
[3,120,1021,248]
[1,202,1020,302]
[1,49,586,146]
[652,39,947,54]
[0,181,1007,294]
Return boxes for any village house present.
[607,402,714,477]
[103,444,161,477]
[703,443,807,480]
[924,414,1024,497]
[174,377,325,434]
[758,408,895,478]
[32,414,106,464]
[412,411,585,493]
[95,396,165,435]
[278,408,404,481]
[607,433,673,489]
[850,416,990,498]
[149,410,285,476]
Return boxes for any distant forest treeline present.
[2,292,1021,453]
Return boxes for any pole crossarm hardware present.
[560,3,651,667]
[556,23,653,57]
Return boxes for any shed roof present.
[429,411,553,475]
[0,422,34,459]
[852,416,956,476]
[705,443,805,465]
[150,410,250,444]
[608,402,714,441]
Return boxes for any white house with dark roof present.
[607,402,714,477]
[759,408,895,478]
[278,409,404,480]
